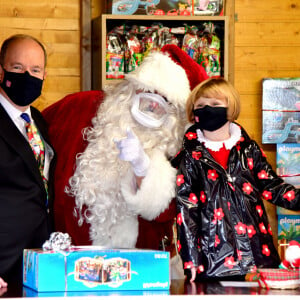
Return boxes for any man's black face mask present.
[1,69,43,106]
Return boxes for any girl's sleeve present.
[175,152,202,269]
[252,141,300,211]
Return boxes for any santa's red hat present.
[126,44,208,109]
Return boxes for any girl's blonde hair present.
[186,78,240,123]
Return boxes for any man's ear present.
[43,70,47,80]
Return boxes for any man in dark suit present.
[0,34,55,287]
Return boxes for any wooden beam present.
[81,0,91,91]
[225,0,235,85]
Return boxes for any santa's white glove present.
[114,128,150,177]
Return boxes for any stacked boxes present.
[23,248,170,292]
[262,78,300,261]
[262,78,300,144]
[276,144,300,260]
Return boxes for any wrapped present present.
[262,78,300,144]
[23,237,170,292]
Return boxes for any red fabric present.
[136,199,176,252]
[42,90,104,245]
[207,143,230,169]
[42,90,176,250]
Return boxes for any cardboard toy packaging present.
[276,143,300,215]
[107,0,193,16]
[194,0,224,16]
[23,247,170,292]
[262,78,300,144]
[277,215,300,260]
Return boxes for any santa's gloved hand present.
[114,127,150,177]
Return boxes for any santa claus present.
[43,44,208,251]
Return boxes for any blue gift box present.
[23,247,170,292]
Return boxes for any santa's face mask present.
[131,92,169,128]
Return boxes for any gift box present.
[276,143,300,215]
[262,78,300,144]
[107,0,193,16]
[23,247,170,292]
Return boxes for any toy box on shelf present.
[194,0,224,16]
[262,78,300,144]
[107,0,193,15]
[23,247,170,292]
[276,143,300,259]
[107,0,224,16]
[277,215,300,260]
[276,143,300,215]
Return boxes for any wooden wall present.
[0,0,81,110]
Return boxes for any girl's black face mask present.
[0,69,43,106]
[193,105,228,132]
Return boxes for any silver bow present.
[42,232,72,251]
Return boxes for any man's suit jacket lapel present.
[0,104,45,189]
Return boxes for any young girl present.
[174,78,300,282]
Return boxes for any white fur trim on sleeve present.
[120,149,177,220]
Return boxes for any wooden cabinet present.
[92,14,229,90]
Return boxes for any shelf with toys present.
[92,14,228,89]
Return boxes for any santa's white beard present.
[67,81,186,248]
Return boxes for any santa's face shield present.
[131,93,169,128]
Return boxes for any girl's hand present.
[190,267,197,282]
